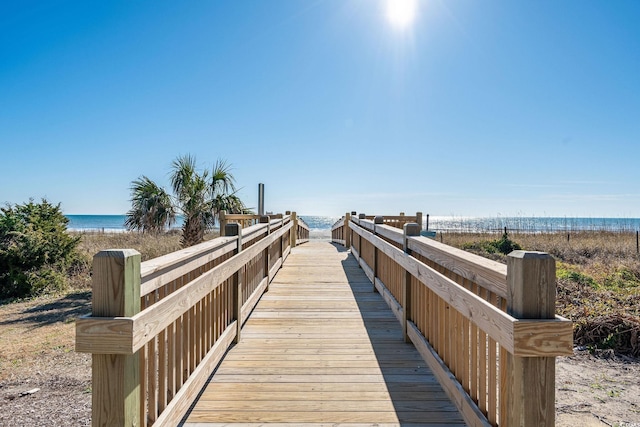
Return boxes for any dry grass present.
[68,230,219,289]
[75,230,184,261]
[440,230,640,356]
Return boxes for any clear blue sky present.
[1,0,639,217]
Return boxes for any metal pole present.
[258,183,265,216]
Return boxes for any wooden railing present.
[219,211,283,232]
[333,214,573,427]
[221,210,309,245]
[76,213,306,426]
[332,212,423,241]
[288,211,310,245]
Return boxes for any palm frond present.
[211,158,236,196]
[170,154,198,201]
[125,176,175,233]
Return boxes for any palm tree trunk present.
[181,217,204,247]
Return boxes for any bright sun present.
[386,0,418,30]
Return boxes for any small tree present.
[0,199,82,299]
[126,155,247,247]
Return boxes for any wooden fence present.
[332,214,573,427]
[76,213,308,426]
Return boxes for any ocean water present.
[300,216,341,239]
[66,215,139,231]
[65,215,640,235]
[65,214,340,238]
[425,216,640,233]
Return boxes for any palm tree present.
[124,176,175,234]
[171,155,248,247]
[170,155,216,247]
[126,154,246,247]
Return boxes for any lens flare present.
[386,0,418,30]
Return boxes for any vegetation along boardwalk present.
[183,241,466,426]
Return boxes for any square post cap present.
[403,223,421,237]
[225,223,241,236]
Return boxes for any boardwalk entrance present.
[78,212,571,426]
[183,241,466,426]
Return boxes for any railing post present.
[358,214,366,256]
[373,216,384,293]
[344,212,351,248]
[91,249,141,427]
[290,212,298,248]
[279,215,285,259]
[502,251,556,426]
[402,223,420,343]
[219,210,227,237]
[416,212,423,231]
[350,212,357,248]
[226,223,243,344]
[260,216,271,290]
[286,210,292,245]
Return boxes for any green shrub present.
[462,233,521,256]
[0,199,82,299]
[492,233,522,254]
[602,267,640,290]
[557,263,599,288]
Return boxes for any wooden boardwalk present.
[183,240,466,426]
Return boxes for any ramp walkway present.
[183,241,466,426]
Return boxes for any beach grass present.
[68,230,219,289]
[441,230,640,356]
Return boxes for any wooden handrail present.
[348,222,571,356]
[140,237,237,297]
[407,235,508,299]
[330,212,351,247]
[341,214,572,427]
[76,211,302,426]
[295,214,310,244]
[76,225,291,355]
[219,211,286,236]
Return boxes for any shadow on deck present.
[181,241,466,426]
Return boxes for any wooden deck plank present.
[183,424,466,427]
[197,391,449,401]
[199,382,444,393]
[190,400,460,412]
[183,241,466,426]
[185,411,464,423]
[220,359,425,367]
[213,366,433,375]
